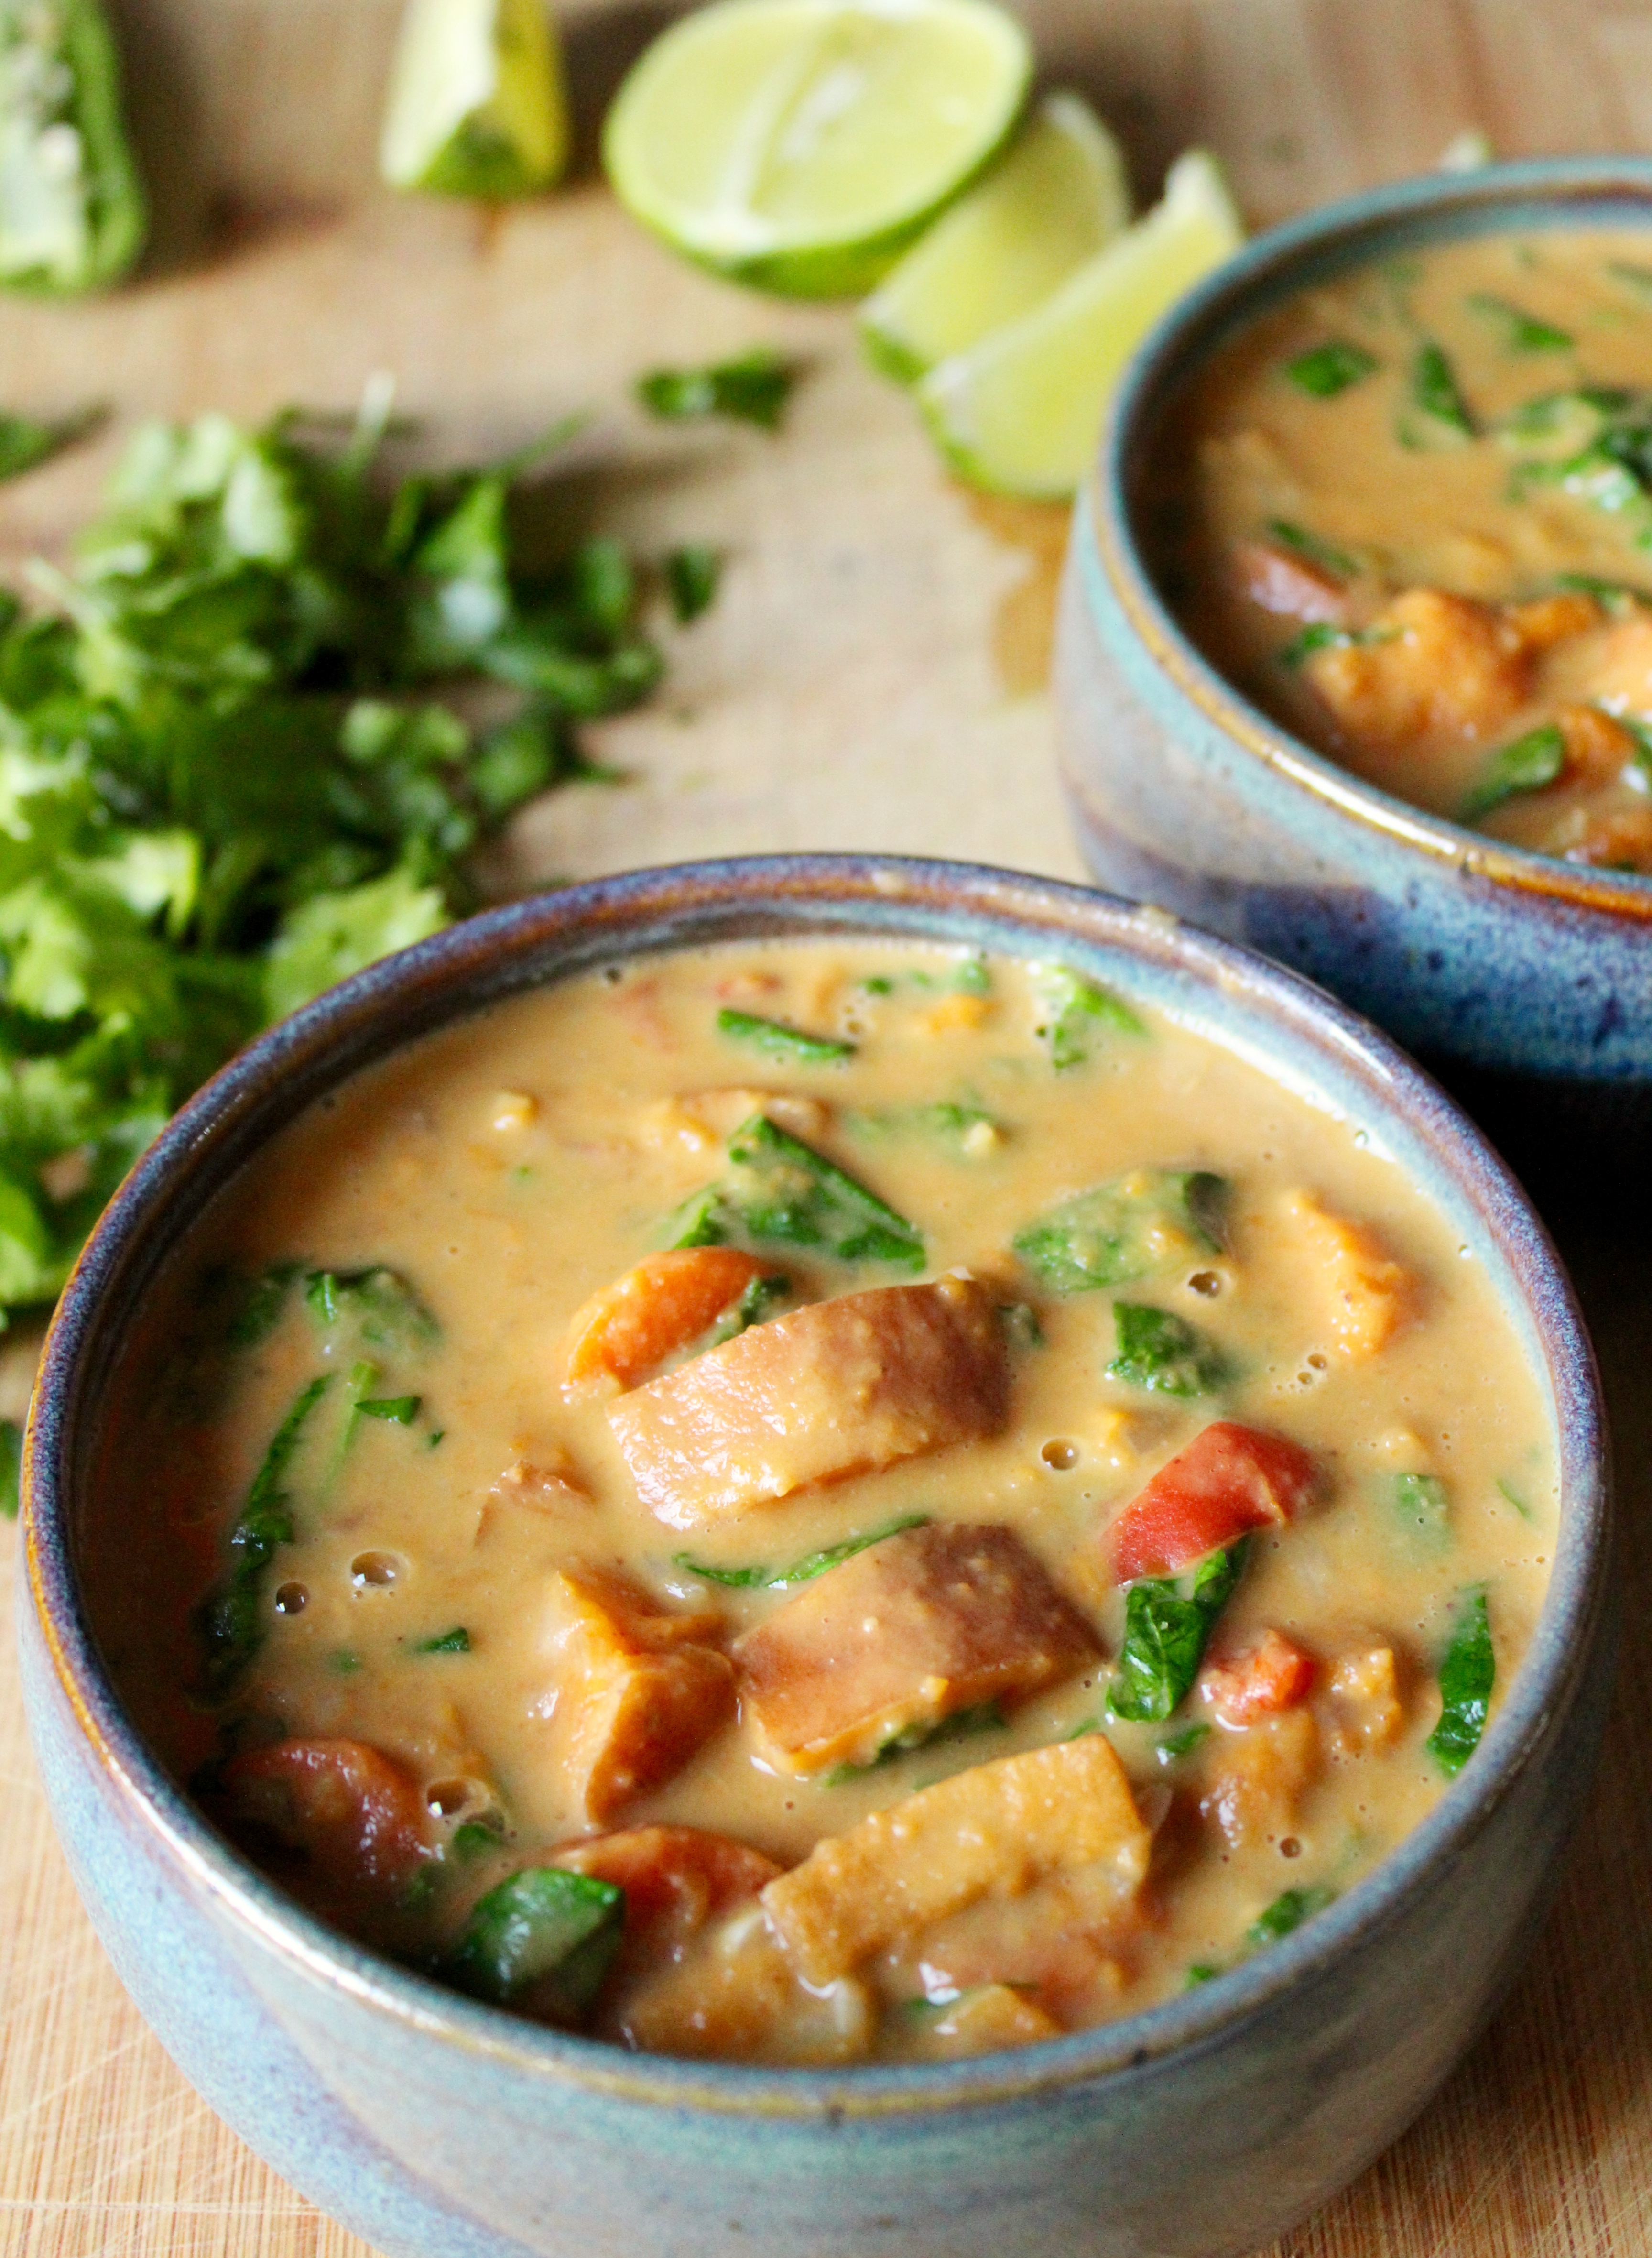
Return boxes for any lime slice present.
[917,149,1244,498]
[380,0,569,198]
[860,91,1131,382]
[602,0,1032,299]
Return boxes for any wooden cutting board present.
[5,2,1652,2251]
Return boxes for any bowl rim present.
[22,851,1610,2120]
[1091,152,1652,926]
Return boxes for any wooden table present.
[4,2,1652,2251]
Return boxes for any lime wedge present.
[602,0,1032,299]
[380,0,569,198]
[860,91,1131,382]
[917,149,1244,498]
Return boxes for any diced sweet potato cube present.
[1556,703,1640,787]
[608,1275,1009,1530]
[614,1910,874,2063]
[1109,1421,1320,1582]
[895,1865,1136,2029]
[1326,1639,1405,1755]
[735,1522,1098,1774]
[1504,591,1601,651]
[907,1984,1063,2057]
[1305,588,1531,753]
[565,1247,772,1390]
[222,1737,432,1894]
[1200,1705,1320,1849]
[1201,1628,1315,1725]
[1576,611,1652,712]
[761,1734,1150,1986]
[552,1824,781,1983]
[1232,539,1350,625]
[551,1570,735,1823]
[1282,1189,1416,1359]
[1565,806,1652,871]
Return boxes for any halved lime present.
[917,149,1244,498]
[860,91,1131,382]
[380,0,569,199]
[602,0,1032,299]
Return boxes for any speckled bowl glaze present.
[1056,158,1652,1107]
[20,856,1613,2258]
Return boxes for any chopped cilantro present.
[636,349,796,430]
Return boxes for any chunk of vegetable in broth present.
[445,1866,624,2015]
[1107,1302,1227,1397]
[305,1266,440,1352]
[1466,293,1574,353]
[192,1374,332,1698]
[672,1114,924,1270]
[1426,1586,1495,1777]
[1460,723,1565,821]
[1014,1169,1226,1293]
[1106,1538,1247,1722]
[1394,1470,1450,1547]
[1245,1882,1335,1947]
[674,1510,931,1591]
[714,1008,855,1066]
[1400,341,1475,444]
[1031,963,1145,1069]
[1284,340,1378,398]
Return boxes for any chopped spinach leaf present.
[1394,1470,1450,1546]
[1246,1883,1335,1946]
[665,544,722,622]
[1014,1169,1226,1294]
[636,349,795,431]
[1496,1476,1534,1522]
[1460,722,1565,821]
[1156,1721,1211,1765]
[305,1265,439,1352]
[357,1393,420,1424]
[1032,963,1145,1070]
[1467,293,1574,352]
[1284,340,1378,398]
[416,1625,471,1654]
[330,1648,362,1674]
[193,1374,331,1698]
[445,1866,624,2013]
[1266,519,1359,579]
[709,1269,791,1345]
[674,1510,930,1593]
[724,1113,924,1269]
[0,1416,19,1519]
[1552,570,1652,614]
[1186,1963,1221,1986]
[1401,342,1475,442]
[997,1299,1044,1351]
[1426,1585,1494,1777]
[452,1817,505,1858]
[1106,1538,1248,1723]
[1278,622,1398,669]
[715,1007,855,1066]
[665,1183,737,1250]
[1108,1301,1227,1397]
[825,1698,1006,1784]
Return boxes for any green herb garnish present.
[1107,1302,1227,1397]
[636,349,795,431]
[1401,341,1475,442]
[1284,341,1378,397]
[824,1698,1006,1784]
[1460,722,1565,821]
[665,544,722,622]
[0,0,145,295]
[1246,1884,1335,1946]
[710,1270,791,1345]
[1394,1470,1450,1547]
[0,403,106,481]
[1014,1169,1226,1295]
[1467,293,1574,352]
[1106,1539,1247,1723]
[674,1510,929,1593]
[1426,1586,1494,1777]
[445,1866,624,2013]
[1031,963,1145,1070]
[674,1113,924,1270]
[1156,1721,1211,1765]
[357,1394,421,1424]
[1496,1476,1534,1522]
[192,1374,331,1698]
[1266,519,1359,578]
[416,1625,471,1654]
[305,1266,439,1352]
[715,1007,855,1066]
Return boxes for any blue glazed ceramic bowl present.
[1056,158,1652,1101]
[20,856,1613,2258]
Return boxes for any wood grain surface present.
[4,2,1652,2252]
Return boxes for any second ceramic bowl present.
[1056,158,1652,1114]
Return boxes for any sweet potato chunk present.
[1325,1638,1405,1755]
[1200,1705,1320,1849]
[1201,1628,1315,1724]
[551,1570,735,1823]
[565,1247,772,1390]
[608,1275,1009,1530]
[553,1824,780,1984]
[761,1734,1150,1986]
[1282,1189,1416,1359]
[906,1985,1062,2057]
[1109,1421,1320,1582]
[223,1737,432,1894]
[1232,538,1350,625]
[616,1912,874,2063]
[1556,703,1641,787]
[735,1522,1099,1774]
[1305,588,1532,753]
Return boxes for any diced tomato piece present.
[1109,1422,1319,1582]
[223,1736,432,1893]
[1201,1627,1315,1724]
[554,1825,781,1962]
[564,1248,772,1389]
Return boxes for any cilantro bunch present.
[0,387,673,1322]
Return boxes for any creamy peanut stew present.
[92,943,1554,2063]
[1162,231,1652,870]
